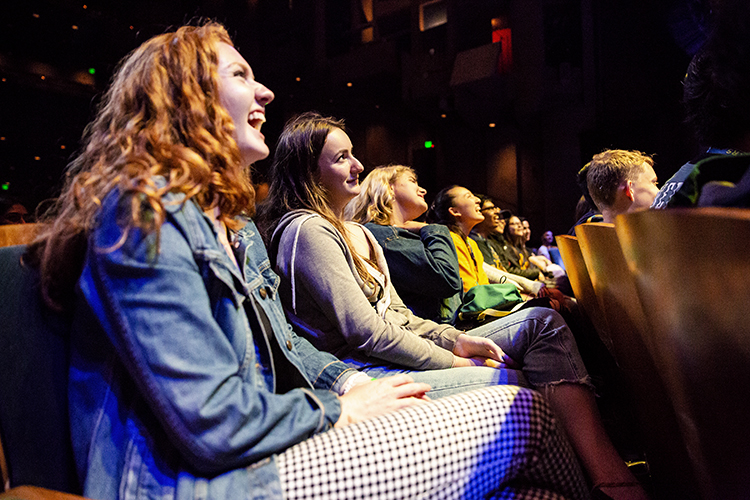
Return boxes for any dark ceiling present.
[0,0,712,222]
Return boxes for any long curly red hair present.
[31,22,255,310]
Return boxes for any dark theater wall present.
[0,0,704,234]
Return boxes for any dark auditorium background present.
[0,0,710,235]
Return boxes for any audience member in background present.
[502,215,549,280]
[520,217,564,274]
[653,0,750,208]
[426,186,500,293]
[505,215,567,288]
[520,218,535,253]
[259,115,646,499]
[469,195,546,297]
[586,149,659,224]
[26,24,485,500]
[569,164,604,235]
[538,230,566,269]
[346,164,463,323]
[0,196,31,224]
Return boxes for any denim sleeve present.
[288,324,360,393]
[369,224,463,299]
[79,211,342,475]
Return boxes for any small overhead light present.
[1,78,5,82]
[489,123,496,128]
[0,137,5,141]
[88,68,96,75]
[72,25,78,30]
[34,156,41,161]
[375,104,380,109]
[441,113,446,118]
[40,75,46,80]
[129,25,134,30]
[60,145,66,149]
[295,77,301,82]
[346,82,352,87]
[83,4,87,8]
[32,13,40,18]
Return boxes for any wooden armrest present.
[0,487,88,500]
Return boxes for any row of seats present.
[0,225,42,249]
[0,226,86,499]
[558,208,750,500]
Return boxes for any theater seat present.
[617,207,750,499]
[575,222,698,499]
[0,245,86,498]
[0,225,43,249]
[555,234,611,353]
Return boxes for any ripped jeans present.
[362,307,593,399]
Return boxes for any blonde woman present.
[347,166,544,323]
[345,165,462,323]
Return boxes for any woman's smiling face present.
[317,128,365,214]
[507,216,524,237]
[448,186,484,224]
[216,42,274,166]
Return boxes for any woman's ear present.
[448,206,460,218]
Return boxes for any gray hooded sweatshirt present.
[270,210,461,370]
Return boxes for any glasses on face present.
[480,205,498,212]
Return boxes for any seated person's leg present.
[278,385,588,500]
[363,364,529,399]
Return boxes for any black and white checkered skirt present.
[278,385,587,499]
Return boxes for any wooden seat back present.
[0,225,43,249]
[617,208,750,499]
[555,234,612,353]
[576,221,697,498]
[0,245,84,498]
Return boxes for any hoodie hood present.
[269,209,391,317]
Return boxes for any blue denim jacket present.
[69,186,355,499]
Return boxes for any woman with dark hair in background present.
[503,214,549,280]
[259,113,648,500]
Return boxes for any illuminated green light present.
[1,183,9,191]
[88,68,96,75]
[424,141,434,149]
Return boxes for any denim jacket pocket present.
[195,249,249,309]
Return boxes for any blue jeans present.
[362,307,591,399]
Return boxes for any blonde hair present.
[586,149,654,210]
[32,22,254,311]
[345,165,414,224]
